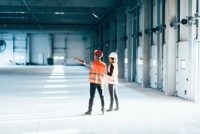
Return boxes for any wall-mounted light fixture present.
[145,24,166,34]
[132,32,143,38]
[170,18,188,29]
[155,24,166,33]
[145,27,157,34]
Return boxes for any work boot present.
[101,108,105,115]
[106,108,113,112]
[85,110,91,115]
[114,107,119,111]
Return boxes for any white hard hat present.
[109,52,118,59]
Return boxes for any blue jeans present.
[108,84,119,109]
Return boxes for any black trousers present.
[108,84,119,109]
[88,83,105,111]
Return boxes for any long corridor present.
[0,66,200,134]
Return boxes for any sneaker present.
[114,107,119,111]
[106,108,113,112]
[101,108,105,115]
[85,111,91,115]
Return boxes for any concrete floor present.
[0,66,200,134]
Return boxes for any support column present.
[142,0,151,87]
[102,22,110,64]
[127,12,136,82]
[164,0,176,95]
[117,11,126,79]
[26,34,31,64]
[109,17,117,52]
[157,0,165,90]
[189,0,198,101]
[49,34,53,58]
[64,36,67,65]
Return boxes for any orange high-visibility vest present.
[89,60,107,85]
[107,63,118,85]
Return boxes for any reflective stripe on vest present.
[89,72,105,77]
[89,60,106,85]
[107,63,118,85]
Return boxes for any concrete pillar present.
[102,23,110,64]
[26,34,31,64]
[188,0,198,101]
[64,36,68,64]
[163,0,176,95]
[89,35,94,60]
[142,0,151,87]
[49,34,53,58]
[109,17,117,52]
[156,0,165,90]
[12,35,15,60]
[126,13,136,82]
[117,11,126,78]
[197,0,200,103]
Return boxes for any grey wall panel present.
[53,35,66,48]
[84,37,91,61]
[66,35,85,65]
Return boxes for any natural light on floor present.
[44,85,69,88]
[46,79,67,83]
[22,129,80,134]
[51,65,65,75]
[41,91,71,94]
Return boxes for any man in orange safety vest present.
[74,50,107,115]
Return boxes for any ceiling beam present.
[0,0,118,8]
[0,22,94,32]
[21,0,43,30]
[0,6,107,14]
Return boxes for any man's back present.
[89,60,107,85]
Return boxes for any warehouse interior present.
[0,0,200,134]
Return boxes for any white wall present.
[0,34,14,65]
[0,33,87,66]
[31,34,87,65]
[31,34,50,65]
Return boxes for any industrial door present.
[13,34,26,64]
[176,41,190,99]
[53,34,66,65]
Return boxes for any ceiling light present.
[54,12,65,15]
[92,13,100,19]
[0,11,25,14]
[15,12,25,14]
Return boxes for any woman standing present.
[107,52,119,112]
